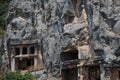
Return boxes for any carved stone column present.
[11,58,15,71]
[11,48,15,71]
[34,47,37,67]
[100,65,111,80]
[27,47,30,55]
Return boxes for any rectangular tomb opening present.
[11,44,45,72]
[110,68,120,80]
[88,65,100,80]
[61,49,78,62]
[61,49,79,80]
[15,58,34,70]
[62,68,78,80]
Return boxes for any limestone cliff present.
[2,0,120,80]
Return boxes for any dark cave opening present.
[61,49,78,80]
[15,58,34,70]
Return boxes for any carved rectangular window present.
[22,47,27,54]
[15,48,20,55]
[30,46,35,54]
[61,50,78,62]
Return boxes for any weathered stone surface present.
[2,0,120,80]
[86,0,120,62]
[85,0,120,79]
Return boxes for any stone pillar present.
[100,65,111,80]
[20,47,22,60]
[11,48,15,71]
[34,47,37,67]
[20,47,22,55]
[27,47,30,55]
[79,67,85,80]
[11,58,15,71]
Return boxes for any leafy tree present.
[0,72,36,80]
[0,0,10,37]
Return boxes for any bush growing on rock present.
[0,72,36,80]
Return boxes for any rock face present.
[85,0,120,80]
[2,0,120,80]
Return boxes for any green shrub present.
[1,72,36,80]
[0,2,9,28]
[0,1,9,37]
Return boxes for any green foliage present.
[0,41,5,70]
[0,72,36,80]
[0,1,9,37]
[0,2,9,27]
[0,28,5,38]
